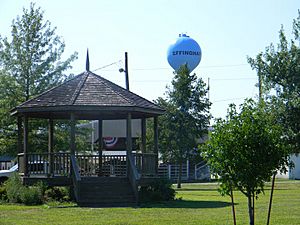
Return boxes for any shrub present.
[4,173,71,205]
[34,181,47,199]
[44,187,71,202]
[139,178,176,202]
[5,173,23,203]
[20,186,43,205]
[0,185,7,201]
[5,173,45,205]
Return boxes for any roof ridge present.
[70,72,89,105]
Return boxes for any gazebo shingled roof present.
[11,71,164,120]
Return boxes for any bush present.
[20,186,43,205]
[5,173,23,203]
[139,178,176,202]
[44,187,71,202]
[4,173,45,205]
[4,173,71,205]
[0,185,7,201]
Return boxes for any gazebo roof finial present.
[86,49,90,71]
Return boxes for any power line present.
[211,77,256,81]
[98,63,250,72]
[92,60,122,72]
[213,97,251,103]
[130,77,256,83]
[201,63,248,68]
[131,64,249,71]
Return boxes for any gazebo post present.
[48,119,54,177]
[126,113,132,175]
[23,116,29,176]
[141,118,146,173]
[70,113,76,155]
[17,116,22,153]
[98,119,103,176]
[154,116,159,174]
[141,118,146,154]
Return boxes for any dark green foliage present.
[44,186,71,202]
[139,179,176,202]
[151,65,210,188]
[0,185,7,201]
[159,65,211,162]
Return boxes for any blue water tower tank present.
[167,34,202,72]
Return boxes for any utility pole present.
[125,52,129,90]
[119,52,129,90]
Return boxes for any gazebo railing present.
[128,154,141,203]
[76,154,127,177]
[18,152,157,177]
[18,153,70,177]
[133,153,157,176]
[70,155,81,202]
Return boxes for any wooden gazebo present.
[11,59,164,206]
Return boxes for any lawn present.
[0,180,299,225]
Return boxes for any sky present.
[0,0,299,120]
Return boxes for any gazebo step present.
[77,201,136,208]
[76,177,136,206]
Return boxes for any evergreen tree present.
[158,65,210,188]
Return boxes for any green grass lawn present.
[0,180,299,225]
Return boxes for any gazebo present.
[11,56,164,206]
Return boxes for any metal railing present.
[194,161,210,180]
[157,160,211,181]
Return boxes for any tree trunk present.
[252,193,255,225]
[177,162,182,188]
[267,173,276,225]
[230,188,237,225]
[247,194,254,225]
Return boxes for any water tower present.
[167,34,202,73]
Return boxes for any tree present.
[247,12,300,225]
[0,71,21,155]
[202,99,291,225]
[247,11,300,152]
[0,3,78,156]
[156,65,211,188]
